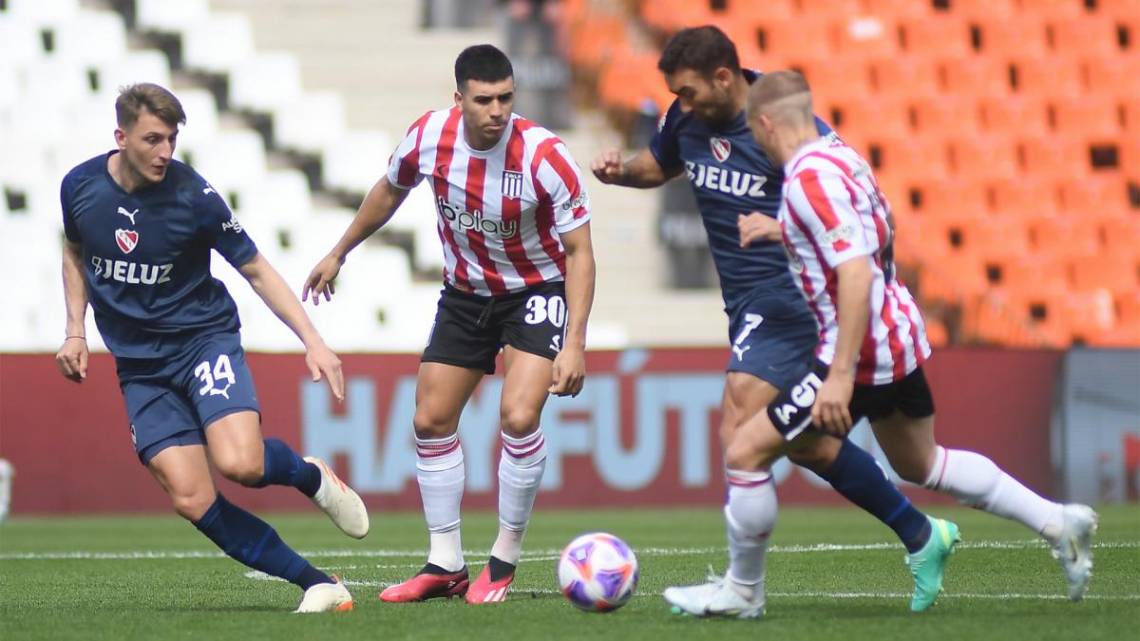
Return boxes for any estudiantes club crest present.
[115,228,139,254]
[710,137,731,163]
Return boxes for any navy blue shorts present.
[724,298,818,390]
[115,331,260,464]
[767,360,936,439]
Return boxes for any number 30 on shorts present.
[524,294,567,327]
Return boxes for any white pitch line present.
[241,572,1140,601]
[3,540,1136,561]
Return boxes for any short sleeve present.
[385,111,431,190]
[647,101,684,174]
[60,174,80,242]
[535,141,590,234]
[786,169,871,268]
[197,183,258,268]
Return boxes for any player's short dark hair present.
[657,25,742,78]
[454,44,514,89]
[115,83,186,129]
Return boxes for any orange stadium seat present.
[1050,15,1123,56]
[797,0,865,17]
[1096,0,1140,16]
[1120,139,1140,178]
[828,97,910,138]
[1071,255,1140,295]
[915,178,989,219]
[995,256,1070,294]
[868,134,951,178]
[870,57,942,98]
[864,0,935,19]
[924,316,951,347]
[1029,216,1102,260]
[988,177,1060,218]
[944,0,1018,19]
[1025,0,1090,20]
[899,17,973,57]
[941,57,1012,96]
[1010,57,1084,98]
[1117,291,1140,327]
[972,217,1034,259]
[978,96,1050,137]
[755,17,835,58]
[1082,55,1140,95]
[976,17,1050,58]
[917,252,989,300]
[834,16,900,58]
[1050,96,1122,140]
[721,0,796,25]
[797,57,873,102]
[1057,175,1132,213]
[1124,98,1140,133]
[948,137,1019,180]
[1098,215,1140,256]
[912,96,981,135]
[639,0,713,33]
[1018,136,1091,178]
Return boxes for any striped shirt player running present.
[681,70,1097,615]
[303,45,596,606]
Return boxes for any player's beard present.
[122,148,166,185]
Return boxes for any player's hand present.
[738,213,781,247]
[811,371,854,436]
[549,345,586,397]
[55,336,89,383]
[305,341,345,402]
[302,254,343,306]
[590,150,624,185]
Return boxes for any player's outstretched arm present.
[590,148,678,189]
[302,176,411,305]
[549,222,595,397]
[55,240,89,383]
[239,253,345,401]
[813,257,873,436]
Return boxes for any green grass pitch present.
[1,505,1137,640]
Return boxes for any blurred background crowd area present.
[2,0,1137,352]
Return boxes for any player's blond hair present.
[115,83,186,129]
[747,71,814,127]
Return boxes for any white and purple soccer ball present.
[557,532,639,612]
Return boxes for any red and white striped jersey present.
[779,137,931,385]
[386,107,591,296]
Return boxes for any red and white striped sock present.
[491,429,548,565]
[416,433,465,572]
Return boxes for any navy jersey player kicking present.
[55,84,370,613]
[592,27,955,615]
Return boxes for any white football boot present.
[294,578,354,613]
[304,457,370,539]
[1052,504,1098,601]
[663,569,765,619]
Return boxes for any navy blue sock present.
[257,438,322,498]
[816,439,932,553]
[193,493,332,590]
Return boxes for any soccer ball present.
[557,532,639,612]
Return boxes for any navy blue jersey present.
[649,70,833,316]
[60,152,258,359]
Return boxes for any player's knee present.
[725,437,775,472]
[717,414,740,452]
[214,451,265,486]
[412,408,458,439]
[170,489,215,522]
[500,407,540,436]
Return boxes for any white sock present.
[925,446,1064,543]
[724,468,777,600]
[416,433,466,571]
[491,429,547,565]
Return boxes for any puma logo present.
[117,206,138,225]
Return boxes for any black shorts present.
[767,360,935,439]
[422,282,568,374]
